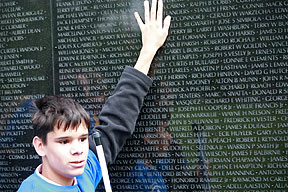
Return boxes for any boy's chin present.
[69,167,85,177]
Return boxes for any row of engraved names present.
[54,44,288,64]
[55,0,283,12]
[0,165,33,189]
[109,180,287,191]
[110,168,286,181]
[121,140,287,152]
[1,62,287,83]
[54,33,288,52]
[1,94,287,113]
[1,141,285,161]
[54,22,288,42]
[57,88,288,104]
[55,85,287,96]
[0,157,287,174]
[55,68,288,81]
[55,52,288,67]
[108,178,287,191]
[0,182,286,191]
[1,86,287,104]
[54,0,288,11]
[0,121,31,130]
[54,27,288,45]
[113,158,287,176]
[53,40,288,59]
[2,122,285,138]
[0,28,42,42]
[0,176,286,190]
[54,46,288,65]
[123,144,286,156]
[1,100,286,116]
[0,120,287,136]
[0,152,38,161]
[110,167,287,181]
[0,46,45,60]
[0,15,45,28]
[54,3,288,25]
[0,7,287,36]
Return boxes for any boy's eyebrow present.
[54,134,89,141]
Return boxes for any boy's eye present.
[80,137,87,142]
[60,140,68,144]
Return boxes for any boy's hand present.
[134,0,171,53]
[134,0,171,75]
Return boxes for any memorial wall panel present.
[0,1,53,191]
[0,0,288,191]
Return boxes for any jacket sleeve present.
[89,66,152,165]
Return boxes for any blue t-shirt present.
[17,150,102,192]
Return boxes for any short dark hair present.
[32,96,90,144]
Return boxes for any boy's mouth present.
[69,160,85,168]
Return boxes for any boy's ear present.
[33,136,46,157]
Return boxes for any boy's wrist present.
[140,46,158,59]
[141,45,158,55]
[134,47,158,75]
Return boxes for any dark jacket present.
[89,66,152,165]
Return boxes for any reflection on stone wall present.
[0,0,288,191]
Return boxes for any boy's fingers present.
[157,0,163,24]
[163,15,171,32]
[134,12,144,31]
[144,0,150,23]
[151,0,157,21]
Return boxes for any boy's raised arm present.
[90,0,171,165]
[134,0,171,75]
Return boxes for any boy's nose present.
[70,142,83,155]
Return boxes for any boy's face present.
[40,122,89,185]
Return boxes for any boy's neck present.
[37,164,76,186]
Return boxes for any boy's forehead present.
[52,122,89,135]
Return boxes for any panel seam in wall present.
[49,0,56,95]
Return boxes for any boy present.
[17,0,171,191]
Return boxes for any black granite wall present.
[0,0,287,191]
